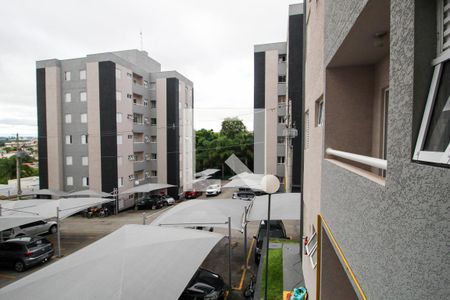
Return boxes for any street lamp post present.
[261,175,280,300]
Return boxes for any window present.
[116,91,122,101]
[127,134,133,139]
[278,116,285,124]
[126,72,132,78]
[66,156,73,166]
[133,113,143,124]
[151,153,157,160]
[413,2,450,165]
[65,135,72,144]
[80,113,87,123]
[149,82,156,90]
[82,156,89,166]
[116,112,122,123]
[144,80,149,87]
[80,92,87,102]
[150,100,156,108]
[65,114,72,124]
[151,118,157,126]
[144,99,148,106]
[151,170,157,177]
[81,134,88,144]
[277,137,285,144]
[80,70,86,80]
[127,93,132,99]
[65,93,71,103]
[277,156,285,164]
[315,97,324,127]
[278,54,286,63]
[309,244,318,269]
[66,176,73,186]
[64,71,71,81]
[117,156,123,166]
[82,177,89,187]
[116,69,121,79]
[305,110,310,149]
[150,136,157,143]
[278,75,286,83]
[118,177,124,187]
[117,135,123,145]
[278,96,286,103]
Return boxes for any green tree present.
[220,117,247,138]
[0,155,38,184]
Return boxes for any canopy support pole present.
[142,213,146,225]
[244,206,248,269]
[228,216,232,291]
[56,207,61,257]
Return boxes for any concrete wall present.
[265,50,279,175]
[156,78,167,183]
[320,0,450,298]
[302,0,325,298]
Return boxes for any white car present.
[0,220,58,241]
[161,195,175,206]
[205,184,221,197]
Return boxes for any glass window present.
[316,98,324,127]
[277,156,285,164]
[65,93,71,103]
[81,134,88,144]
[79,70,86,80]
[151,153,157,160]
[66,156,72,166]
[150,136,157,143]
[82,177,89,187]
[64,71,71,81]
[80,92,87,102]
[82,156,88,166]
[116,112,122,123]
[151,118,157,126]
[150,100,156,108]
[65,114,72,124]
[118,177,124,187]
[277,137,285,144]
[80,113,87,123]
[65,135,72,145]
[66,176,73,186]
[278,75,286,83]
[151,170,157,177]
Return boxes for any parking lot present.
[0,188,300,299]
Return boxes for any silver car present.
[0,220,58,241]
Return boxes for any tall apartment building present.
[302,0,450,299]
[254,4,304,192]
[36,50,194,207]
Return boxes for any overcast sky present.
[0,0,300,137]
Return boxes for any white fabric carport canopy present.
[195,168,220,178]
[0,197,115,231]
[151,199,250,231]
[68,189,111,197]
[22,188,68,197]
[0,225,223,300]
[119,183,175,195]
[247,193,301,221]
[223,173,265,191]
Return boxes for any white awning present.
[247,193,301,221]
[22,189,68,197]
[151,199,250,231]
[120,183,175,195]
[68,189,111,198]
[0,198,115,231]
[223,173,265,191]
[0,225,223,300]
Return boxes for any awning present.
[22,189,68,197]
[120,183,175,195]
[0,197,115,231]
[247,193,301,221]
[69,189,111,198]
[0,225,223,300]
[151,199,250,231]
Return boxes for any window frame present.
[80,92,87,102]
[413,50,450,165]
[79,70,86,80]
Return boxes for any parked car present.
[160,195,175,206]
[136,195,164,210]
[0,220,58,241]
[185,226,214,232]
[253,220,288,264]
[205,184,221,197]
[232,191,256,201]
[179,268,225,300]
[0,236,54,272]
[184,190,202,199]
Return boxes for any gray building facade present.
[36,50,194,207]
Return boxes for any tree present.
[0,155,38,184]
[195,117,254,178]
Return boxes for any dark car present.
[232,191,256,201]
[179,268,225,300]
[253,220,287,264]
[136,195,164,210]
[0,236,54,272]
[184,190,202,199]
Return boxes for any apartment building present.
[254,4,304,192]
[302,0,450,299]
[36,50,194,207]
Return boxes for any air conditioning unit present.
[127,114,133,120]
[128,175,135,181]
[145,172,150,179]
[128,155,136,161]
[144,136,150,143]
[145,154,150,161]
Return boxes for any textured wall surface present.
[322,0,450,299]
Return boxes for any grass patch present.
[270,238,299,244]
[261,248,283,300]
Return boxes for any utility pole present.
[284,99,297,193]
[16,133,22,199]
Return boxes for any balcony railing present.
[326,148,387,170]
